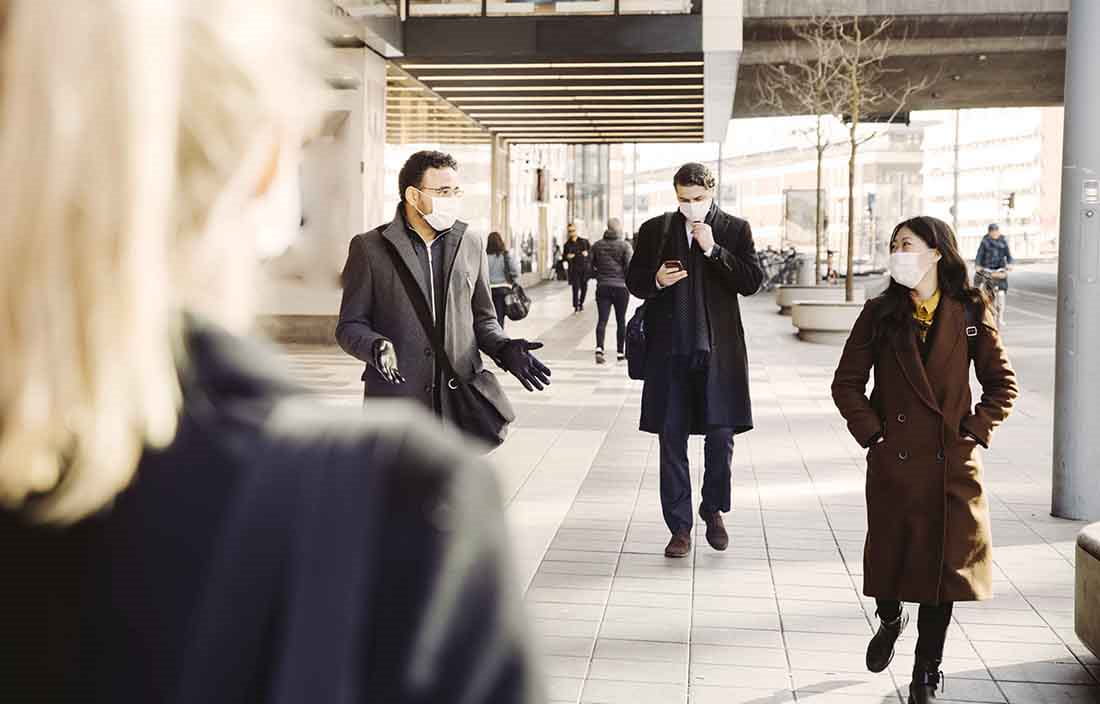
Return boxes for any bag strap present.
[963,299,981,362]
[383,241,461,383]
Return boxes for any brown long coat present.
[832,296,1018,603]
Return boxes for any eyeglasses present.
[420,187,463,198]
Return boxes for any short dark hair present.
[673,162,716,191]
[398,150,458,202]
[987,223,1000,232]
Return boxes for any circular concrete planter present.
[791,301,866,343]
[776,285,863,315]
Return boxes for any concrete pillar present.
[490,135,510,244]
[1053,0,1100,520]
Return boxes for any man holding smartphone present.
[626,163,764,558]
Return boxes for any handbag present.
[385,242,514,450]
[503,282,531,321]
[624,212,676,382]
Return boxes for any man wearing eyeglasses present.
[337,150,551,446]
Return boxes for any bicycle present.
[975,268,1008,328]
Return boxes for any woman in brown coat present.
[832,216,1018,703]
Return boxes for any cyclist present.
[974,223,1013,326]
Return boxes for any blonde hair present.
[0,0,321,522]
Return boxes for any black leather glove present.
[497,339,551,392]
[372,339,405,385]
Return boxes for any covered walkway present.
[282,281,1096,704]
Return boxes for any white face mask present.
[889,251,935,289]
[679,198,712,223]
[415,190,461,232]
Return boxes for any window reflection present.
[408,0,694,15]
[619,0,696,13]
[337,0,400,17]
[487,0,614,15]
[409,0,482,16]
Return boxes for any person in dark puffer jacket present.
[589,218,633,364]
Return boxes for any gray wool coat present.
[336,208,514,425]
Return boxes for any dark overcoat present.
[832,296,1018,603]
[336,207,513,424]
[626,206,764,435]
[0,322,540,703]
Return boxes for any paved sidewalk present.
[279,281,1098,704]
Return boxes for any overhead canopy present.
[388,10,714,144]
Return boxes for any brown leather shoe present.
[664,530,692,558]
[698,506,729,551]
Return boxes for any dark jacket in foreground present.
[590,229,633,288]
[832,296,1018,603]
[337,206,511,421]
[626,206,764,435]
[0,323,540,704]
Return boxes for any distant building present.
[920,107,1063,259]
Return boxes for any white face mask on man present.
[414,189,461,232]
[889,251,936,289]
[679,198,712,223]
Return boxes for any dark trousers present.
[658,364,734,534]
[491,286,508,328]
[876,599,954,663]
[571,278,588,309]
[595,285,630,353]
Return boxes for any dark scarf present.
[666,210,714,369]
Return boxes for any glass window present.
[409,0,483,16]
[487,0,614,15]
[336,0,400,17]
[618,0,695,13]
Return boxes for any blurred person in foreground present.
[0,2,541,703]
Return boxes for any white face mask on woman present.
[889,251,935,289]
[414,190,461,232]
[679,198,712,223]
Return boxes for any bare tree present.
[755,16,846,284]
[828,17,935,301]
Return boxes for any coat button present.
[898,450,910,461]
[896,413,907,423]
[424,347,433,357]
[424,384,433,394]
[936,449,945,462]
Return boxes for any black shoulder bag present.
[384,243,514,450]
[502,259,531,321]
[625,212,676,381]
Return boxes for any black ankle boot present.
[866,609,908,673]
[908,659,944,703]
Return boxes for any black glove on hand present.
[372,339,405,385]
[497,339,552,392]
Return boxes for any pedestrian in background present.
[833,215,1018,704]
[626,162,764,559]
[590,217,633,364]
[0,2,541,702]
[563,223,591,312]
[487,230,520,328]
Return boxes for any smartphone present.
[663,260,683,272]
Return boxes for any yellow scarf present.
[913,289,941,343]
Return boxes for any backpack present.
[625,212,676,381]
